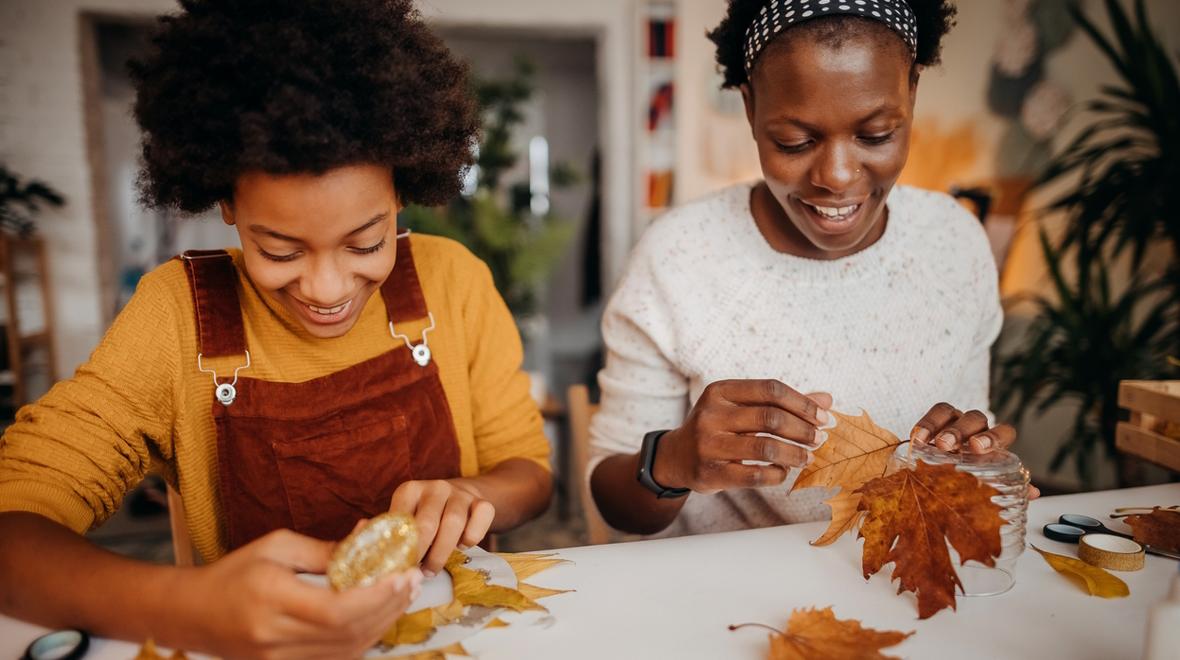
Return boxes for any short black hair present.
[708,0,957,89]
[130,0,479,213]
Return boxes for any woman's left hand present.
[389,479,496,576]
[910,402,1040,499]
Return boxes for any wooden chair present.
[166,483,196,567]
[567,384,612,545]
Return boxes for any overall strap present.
[380,233,430,324]
[179,250,248,357]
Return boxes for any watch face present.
[638,430,688,498]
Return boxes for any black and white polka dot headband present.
[743,0,918,73]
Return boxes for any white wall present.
[0,0,644,377]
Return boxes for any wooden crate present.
[1116,380,1180,472]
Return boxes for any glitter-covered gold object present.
[328,512,419,590]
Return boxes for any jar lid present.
[893,441,1025,480]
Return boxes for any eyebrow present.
[768,106,900,131]
[249,211,389,243]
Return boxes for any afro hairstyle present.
[130,0,479,213]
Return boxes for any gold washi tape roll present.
[1078,533,1145,572]
[328,512,420,590]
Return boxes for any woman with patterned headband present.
[591,0,1037,536]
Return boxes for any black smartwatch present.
[637,430,690,499]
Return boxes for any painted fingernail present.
[911,427,930,445]
[935,433,956,450]
[817,409,831,425]
[813,430,828,445]
[422,569,436,578]
[971,435,993,452]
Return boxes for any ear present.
[219,200,236,226]
[740,83,756,136]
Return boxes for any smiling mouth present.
[801,201,861,221]
[306,300,350,316]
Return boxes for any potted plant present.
[0,164,64,238]
[994,0,1179,489]
[400,57,578,319]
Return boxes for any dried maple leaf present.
[730,606,912,660]
[855,460,1003,619]
[383,550,568,649]
[790,410,904,545]
[1122,506,1180,553]
[447,552,546,612]
[1031,545,1129,598]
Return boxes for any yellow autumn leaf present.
[449,562,545,612]
[517,582,572,600]
[791,410,903,545]
[484,618,510,629]
[496,552,569,581]
[382,607,438,646]
[384,549,565,649]
[435,598,466,624]
[1032,545,1129,598]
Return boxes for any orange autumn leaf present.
[855,460,1003,619]
[790,410,903,545]
[1124,507,1180,553]
[731,607,912,660]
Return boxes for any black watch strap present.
[637,430,690,499]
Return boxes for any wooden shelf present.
[18,330,49,346]
[0,235,57,409]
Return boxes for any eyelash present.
[257,238,387,263]
[774,131,896,153]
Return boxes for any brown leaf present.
[732,607,912,660]
[1031,545,1129,598]
[1124,506,1180,553]
[855,460,1003,619]
[790,410,903,545]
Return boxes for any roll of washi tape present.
[22,629,89,660]
[1079,533,1146,571]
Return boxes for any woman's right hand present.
[652,379,831,493]
[183,529,421,660]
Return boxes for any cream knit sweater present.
[589,182,1002,536]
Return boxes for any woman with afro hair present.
[0,1,552,655]
[590,0,1036,537]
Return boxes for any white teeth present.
[308,301,348,315]
[806,202,860,219]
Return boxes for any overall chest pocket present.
[271,414,409,540]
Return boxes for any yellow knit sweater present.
[0,234,549,561]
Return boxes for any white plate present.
[299,546,516,657]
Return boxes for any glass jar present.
[890,442,1030,596]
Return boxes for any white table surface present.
[3,484,1178,659]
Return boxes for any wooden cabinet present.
[0,235,57,412]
